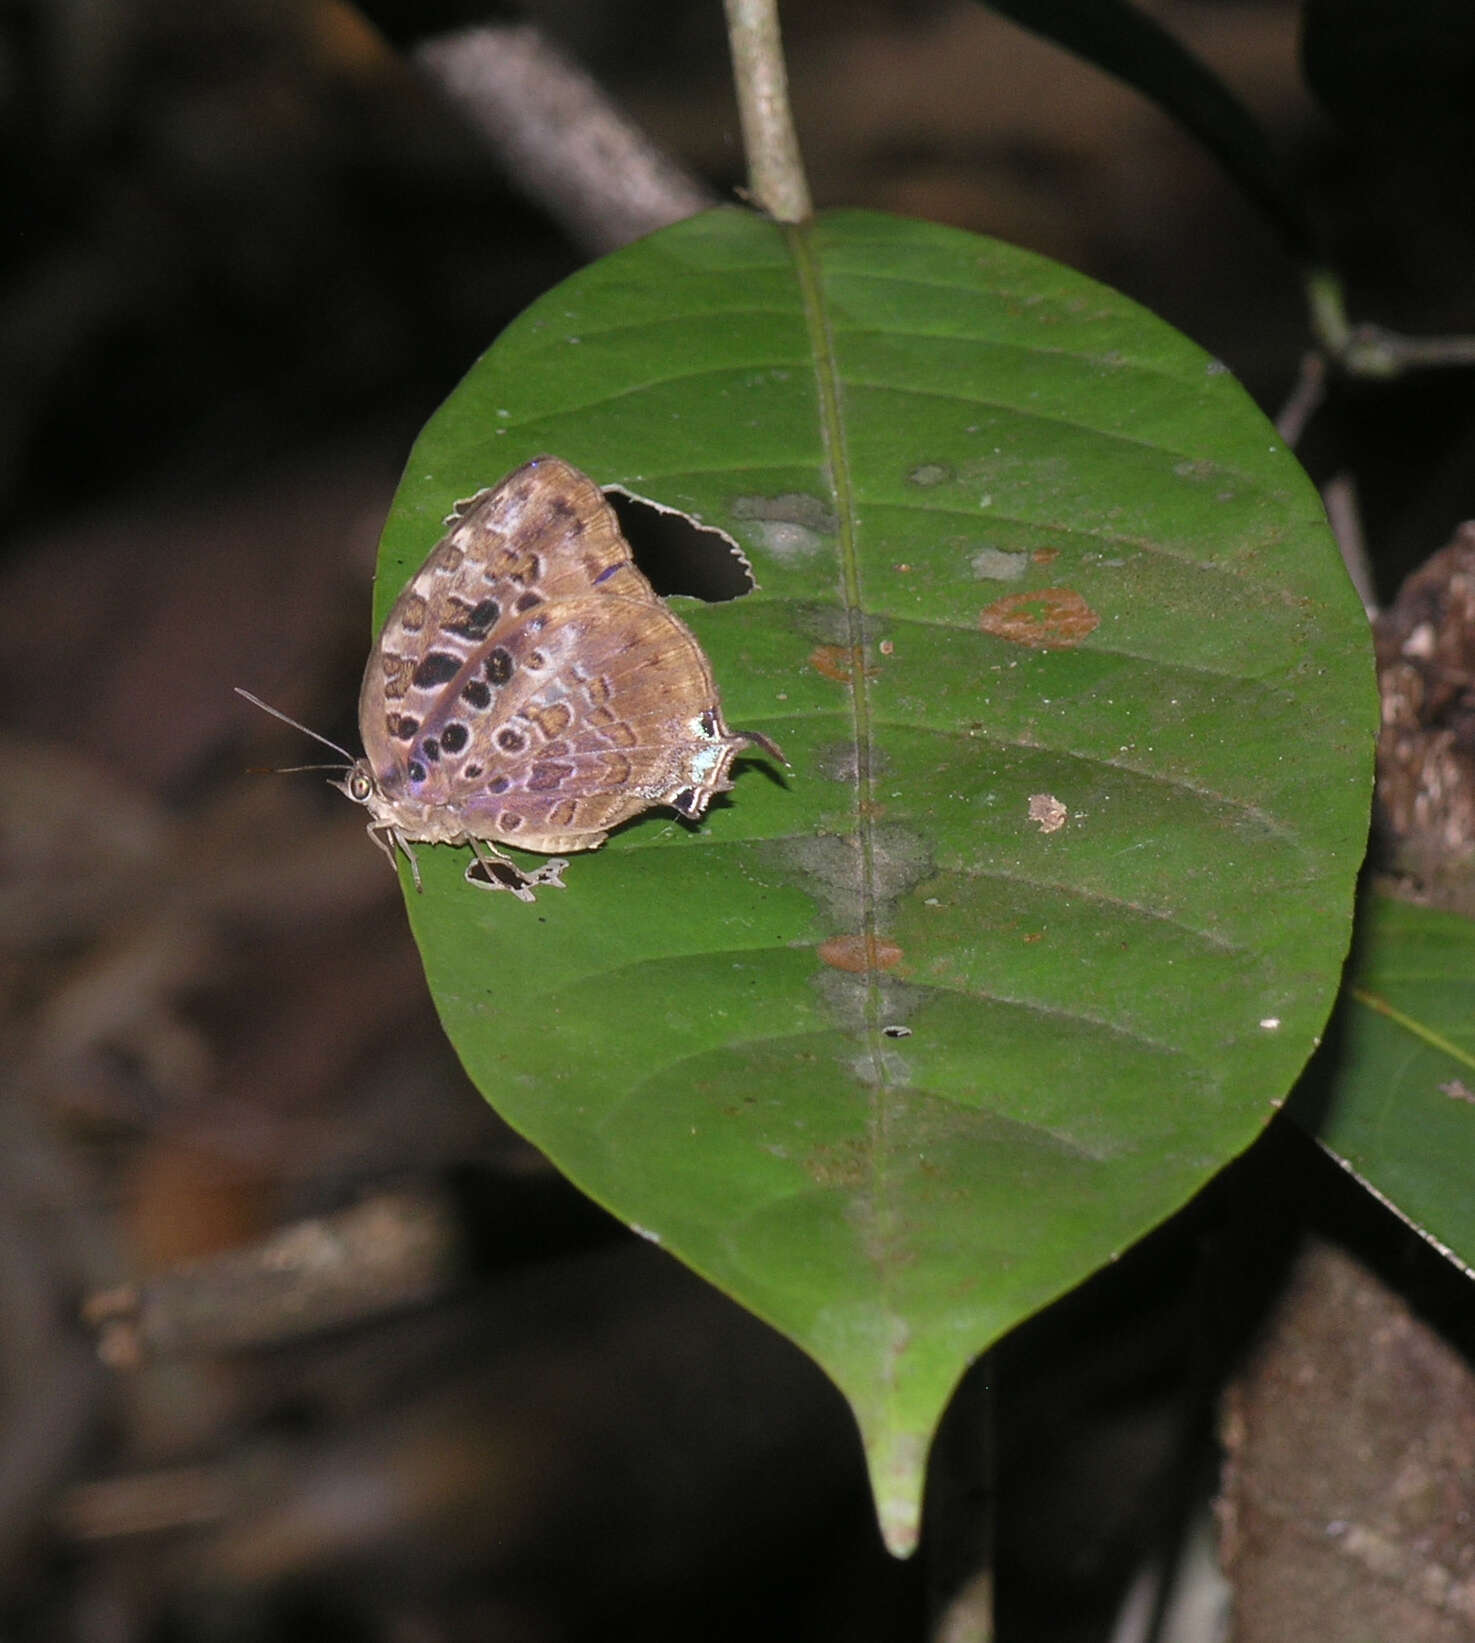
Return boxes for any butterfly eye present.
[348,770,374,802]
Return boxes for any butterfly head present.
[332,758,412,837]
[339,760,378,808]
[330,760,385,834]
[331,755,462,858]
[328,757,428,886]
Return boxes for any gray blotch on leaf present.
[788,600,890,648]
[729,492,837,565]
[812,739,889,785]
[757,825,933,928]
[743,519,825,561]
[970,547,1029,581]
[848,1045,914,1089]
[730,491,837,533]
[816,968,926,1037]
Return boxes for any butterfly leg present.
[464,838,568,902]
[367,822,422,891]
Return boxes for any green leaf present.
[1307,894,1475,1275]
[373,207,1374,1553]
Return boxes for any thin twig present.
[1306,267,1475,379]
[1322,472,1377,619]
[83,1189,462,1363]
[722,0,812,222]
[1274,351,1326,449]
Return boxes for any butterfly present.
[242,456,782,901]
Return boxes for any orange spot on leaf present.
[818,933,904,973]
[808,644,880,684]
[979,586,1100,649]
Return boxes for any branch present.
[415,24,717,257]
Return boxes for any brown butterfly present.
[243,457,781,900]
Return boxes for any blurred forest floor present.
[3,3,1474,1640]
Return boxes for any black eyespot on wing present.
[440,723,468,754]
[485,647,514,686]
[461,679,492,711]
[412,652,461,689]
[394,715,419,741]
[489,776,510,793]
[422,738,441,762]
[514,591,543,612]
[496,727,526,753]
[408,759,428,783]
[464,763,483,780]
[672,787,700,817]
[447,598,500,640]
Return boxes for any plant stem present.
[722,0,812,222]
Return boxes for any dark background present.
[4,3,1474,1639]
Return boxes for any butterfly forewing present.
[444,459,657,607]
[362,459,652,767]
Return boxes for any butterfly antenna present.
[234,688,356,763]
[258,762,353,775]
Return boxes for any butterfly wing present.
[436,591,757,852]
[378,585,755,853]
[360,456,654,807]
[358,456,758,857]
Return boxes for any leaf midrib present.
[786,221,912,1413]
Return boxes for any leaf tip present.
[866,1427,927,1559]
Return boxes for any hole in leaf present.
[605,488,754,603]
